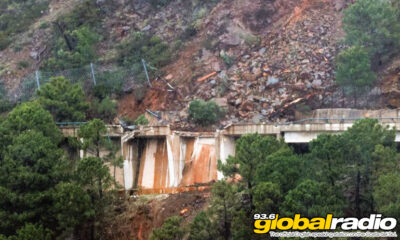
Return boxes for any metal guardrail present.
[56,122,87,126]
[56,117,400,129]
[285,117,400,125]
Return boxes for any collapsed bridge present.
[59,109,400,194]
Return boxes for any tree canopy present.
[343,0,400,62]
[335,45,376,105]
[37,76,90,122]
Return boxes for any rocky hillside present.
[1,0,399,127]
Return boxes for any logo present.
[254,214,398,238]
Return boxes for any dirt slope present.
[101,191,210,240]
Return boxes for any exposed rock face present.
[157,0,346,127]
[126,0,353,128]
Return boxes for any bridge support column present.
[217,134,236,180]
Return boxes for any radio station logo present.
[254,214,397,238]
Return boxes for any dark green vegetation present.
[116,31,171,81]
[43,26,100,71]
[150,216,185,240]
[121,114,149,126]
[335,46,376,106]
[42,0,172,76]
[188,100,222,126]
[42,0,102,71]
[0,83,13,114]
[34,75,126,124]
[335,0,400,103]
[152,119,400,239]
[34,0,176,114]
[37,76,90,122]
[0,100,121,239]
[343,0,400,62]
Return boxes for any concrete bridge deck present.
[59,111,400,193]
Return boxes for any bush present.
[134,114,149,125]
[117,31,171,72]
[42,27,100,71]
[121,114,149,126]
[150,216,185,240]
[17,61,29,69]
[241,33,261,47]
[181,24,198,40]
[92,84,111,100]
[188,100,222,126]
[92,97,117,123]
[95,70,126,97]
[0,32,10,51]
[0,83,13,113]
[220,51,235,68]
[189,211,214,240]
[41,0,102,71]
[0,100,13,114]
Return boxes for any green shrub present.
[188,100,222,126]
[181,23,198,40]
[150,216,185,240]
[92,97,117,123]
[13,45,23,53]
[0,83,13,113]
[0,100,13,114]
[134,114,149,125]
[95,70,126,97]
[189,211,214,240]
[218,77,229,96]
[241,33,261,47]
[220,51,235,68]
[17,61,29,69]
[121,114,149,126]
[39,22,49,29]
[0,32,10,51]
[117,31,171,73]
[42,0,102,71]
[92,84,111,100]
[42,27,100,71]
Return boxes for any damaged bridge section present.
[61,109,400,194]
[122,128,218,194]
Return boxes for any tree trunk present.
[355,169,361,218]
[52,21,73,51]
[248,181,254,211]
[223,199,230,240]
